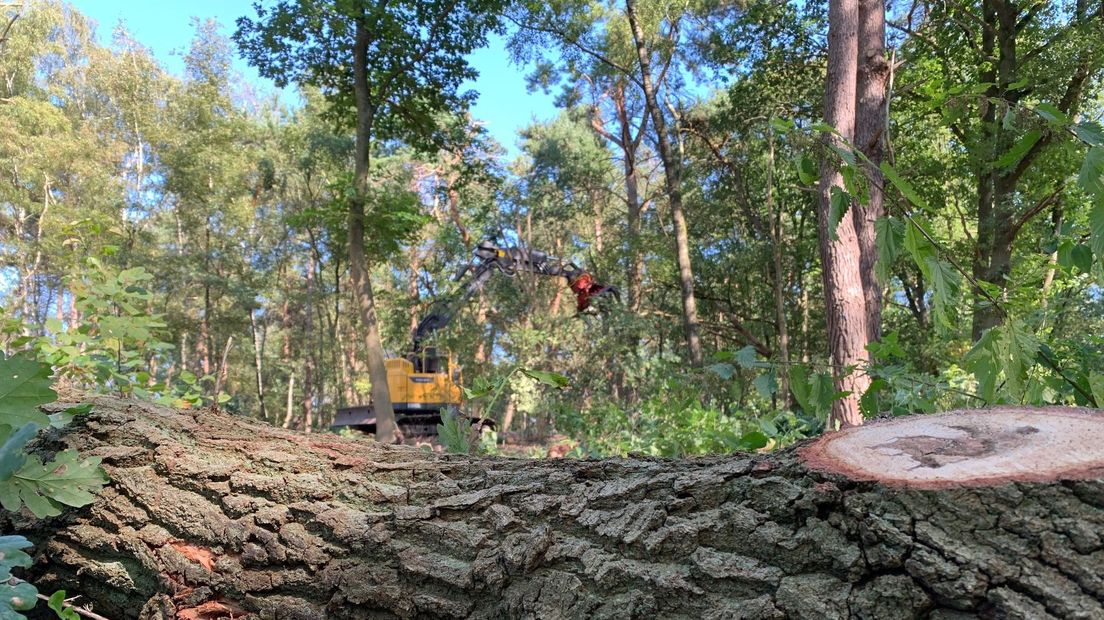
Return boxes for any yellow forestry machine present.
[333,240,618,435]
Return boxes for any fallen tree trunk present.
[7,399,1104,619]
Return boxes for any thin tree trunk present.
[854,0,887,344]
[766,134,791,406]
[200,220,212,377]
[283,372,295,429]
[614,84,645,313]
[249,308,268,422]
[351,16,397,443]
[409,246,422,336]
[213,336,233,406]
[817,0,870,429]
[1041,206,1063,309]
[179,333,189,378]
[500,394,516,434]
[624,0,702,366]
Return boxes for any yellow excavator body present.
[383,355,462,408]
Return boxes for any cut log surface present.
[8,399,1104,620]
[802,406,1104,488]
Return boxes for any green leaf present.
[1071,244,1094,273]
[867,331,906,360]
[1077,146,1104,196]
[48,590,81,620]
[903,218,937,266]
[520,369,569,389]
[1089,373,1104,409]
[839,164,865,202]
[769,117,794,133]
[0,580,37,616]
[0,354,54,429]
[752,372,777,399]
[10,449,108,517]
[1001,107,1016,130]
[828,186,851,240]
[706,363,736,381]
[435,409,470,455]
[874,217,905,283]
[830,144,857,166]
[758,417,779,436]
[735,431,769,451]
[789,364,812,412]
[734,345,766,369]
[0,424,36,480]
[994,130,1042,168]
[0,535,33,579]
[1072,121,1104,146]
[1057,239,1075,269]
[1090,203,1104,264]
[48,403,91,431]
[1035,102,1069,125]
[794,153,818,185]
[880,162,930,211]
[1001,321,1040,399]
[924,258,962,329]
[965,328,1001,403]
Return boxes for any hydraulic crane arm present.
[411,240,618,353]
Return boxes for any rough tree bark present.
[8,399,1104,620]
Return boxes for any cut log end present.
[801,406,1104,488]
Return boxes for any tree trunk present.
[249,308,268,423]
[818,0,870,429]
[351,16,397,443]
[10,399,1104,620]
[614,84,645,314]
[854,0,887,344]
[766,133,791,407]
[624,0,702,366]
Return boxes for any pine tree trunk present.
[9,400,1104,620]
[818,0,870,429]
[853,0,887,344]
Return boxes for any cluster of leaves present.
[436,408,497,456]
[4,258,221,409]
[439,366,569,455]
[0,353,107,619]
[544,347,820,458]
[24,258,170,392]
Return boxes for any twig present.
[213,335,234,405]
[33,592,113,620]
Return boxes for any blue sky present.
[68,0,559,157]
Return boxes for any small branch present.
[213,336,234,405]
[33,593,113,620]
[502,13,640,87]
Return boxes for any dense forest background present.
[2,0,1103,457]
